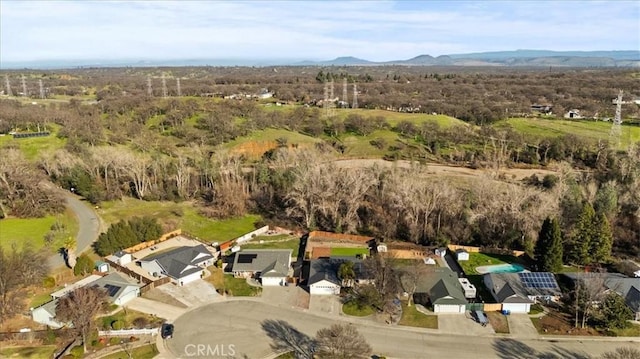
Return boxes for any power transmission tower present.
[352,83,358,109]
[39,79,45,99]
[342,78,348,106]
[4,75,12,96]
[329,79,334,100]
[21,74,27,97]
[609,90,623,148]
[161,73,168,98]
[323,81,329,118]
[147,75,153,97]
[176,78,182,97]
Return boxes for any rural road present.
[165,300,636,359]
[47,193,102,270]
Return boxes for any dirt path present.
[333,159,557,180]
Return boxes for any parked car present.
[161,323,174,339]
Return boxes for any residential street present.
[47,192,102,269]
[165,300,638,359]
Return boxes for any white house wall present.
[262,276,285,287]
[115,287,140,305]
[502,303,530,313]
[31,307,63,328]
[434,304,466,313]
[140,261,164,277]
[310,280,340,295]
[178,271,203,286]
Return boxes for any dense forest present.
[0,67,638,260]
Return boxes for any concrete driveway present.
[166,300,629,359]
[438,312,495,335]
[308,294,342,316]
[124,297,186,322]
[157,280,222,308]
[507,314,539,338]
[261,285,309,310]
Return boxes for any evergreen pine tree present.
[569,203,596,265]
[535,217,563,272]
[592,213,613,263]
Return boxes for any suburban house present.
[231,249,292,286]
[562,273,640,321]
[32,273,141,328]
[456,249,470,261]
[138,244,215,286]
[404,267,468,313]
[306,257,373,295]
[308,259,342,295]
[483,272,561,313]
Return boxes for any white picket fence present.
[234,226,269,244]
[98,328,159,336]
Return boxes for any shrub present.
[69,346,84,358]
[43,327,57,345]
[132,317,149,328]
[42,276,56,288]
[111,320,125,330]
[73,254,94,276]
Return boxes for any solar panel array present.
[518,272,558,289]
[103,284,121,297]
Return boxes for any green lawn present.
[330,247,369,257]
[99,308,164,330]
[398,302,438,329]
[30,292,54,308]
[0,126,67,161]
[204,266,261,296]
[497,118,640,150]
[342,300,375,317]
[458,252,525,275]
[242,239,300,257]
[335,108,466,128]
[98,198,261,242]
[101,344,158,359]
[0,208,79,252]
[340,129,402,158]
[0,346,56,359]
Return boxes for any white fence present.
[98,328,159,337]
[234,226,269,244]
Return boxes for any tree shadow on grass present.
[261,319,314,359]
[493,338,591,359]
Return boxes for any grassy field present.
[205,266,261,296]
[101,344,158,359]
[0,208,79,251]
[342,300,375,317]
[335,108,466,128]
[0,346,57,359]
[241,238,300,257]
[340,129,402,158]
[98,198,261,242]
[330,247,369,257]
[30,292,54,308]
[609,323,640,337]
[458,252,525,275]
[498,118,640,149]
[224,128,322,159]
[398,302,438,329]
[0,127,67,161]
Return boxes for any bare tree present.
[571,273,606,328]
[600,347,640,359]
[0,244,48,323]
[314,323,372,359]
[56,286,108,353]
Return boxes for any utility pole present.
[147,75,153,97]
[39,79,45,99]
[161,73,168,98]
[342,77,348,106]
[352,83,358,109]
[609,90,623,149]
[4,75,12,96]
[21,74,27,97]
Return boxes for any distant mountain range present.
[3,50,639,69]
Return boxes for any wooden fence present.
[104,258,152,285]
[308,231,374,243]
[448,244,525,257]
[139,277,171,295]
[122,229,182,253]
[483,303,504,312]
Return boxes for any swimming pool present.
[476,263,525,274]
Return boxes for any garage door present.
[310,285,339,295]
[262,277,284,286]
[435,304,465,313]
[502,303,530,313]
[179,271,203,286]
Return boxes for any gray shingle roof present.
[563,273,640,312]
[484,273,559,303]
[142,245,213,279]
[232,249,292,277]
[430,278,467,305]
[308,259,341,286]
[402,267,467,305]
[90,273,140,301]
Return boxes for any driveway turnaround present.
[166,300,632,359]
[124,297,186,322]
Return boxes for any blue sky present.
[1,0,639,63]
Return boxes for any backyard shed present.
[456,249,470,261]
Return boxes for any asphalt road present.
[166,300,637,359]
[47,193,101,269]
